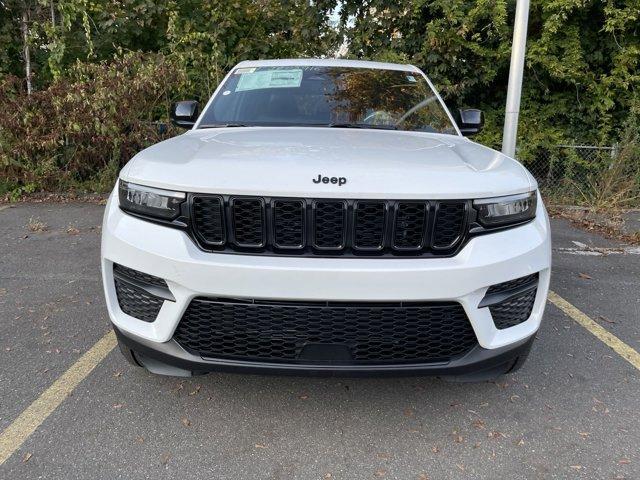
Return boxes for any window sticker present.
[236,69,304,92]
[406,75,417,83]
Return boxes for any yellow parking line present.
[548,290,640,371]
[0,330,117,466]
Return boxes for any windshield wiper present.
[198,123,249,129]
[327,123,398,130]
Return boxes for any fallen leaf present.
[113,371,123,378]
[160,452,171,466]
[299,394,309,400]
[324,474,332,479]
[374,468,387,477]
[254,443,267,449]
[619,459,631,465]
[22,452,32,463]
[418,474,429,480]
[431,446,439,454]
[403,407,414,417]
[136,436,145,443]
[377,452,391,460]
[189,385,201,396]
[515,438,525,446]
[472,419,485,430]
[578,272,592,279]
[181,417,191,427]
[454,435,464,443]
[113,403,123,409]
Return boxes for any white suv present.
[101,59,551,380]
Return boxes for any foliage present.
[0,0,638,204]
[0,53,184,193]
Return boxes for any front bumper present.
[101,190,551,372]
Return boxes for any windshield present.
[198,66,458,134]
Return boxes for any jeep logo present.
[313,174,347,186]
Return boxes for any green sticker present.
[236,69,303,92]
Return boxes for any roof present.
[234,58,420,73]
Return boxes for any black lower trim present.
[114,326,536,378]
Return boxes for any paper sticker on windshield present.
[236,69,303,92]
[406,75,417,82]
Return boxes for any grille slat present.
[432,202,467,249]
[354,201,386,250]
[393,202,428,250]
[174,298,477,364]
[273,200,305,248]
[191,195,468,256]
[231,198,265,247]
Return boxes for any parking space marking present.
[0,330,116,466]
[548,290,640,371]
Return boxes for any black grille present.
[393,202,428,250]
[432,202,466,249]
[354,201,386,250]
[114,278,164,322]
[487,273,539,295]
[490,289,537,329]
[273,200,305,248]
[231,198,265,247]
[192,196,225,246]
[190,195,469,256]
[174,298,477,364]
[112,263,167,289]
[313,201,346,249]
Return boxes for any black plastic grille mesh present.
[273,200,304,248]
[314,201,346,248]
[113,263,167,288]
[490,289,537,329]
[433,202,466,248]
[394,202,428,249]
[232,199,265,246]
[354,201,386,249]
[114,278,164,322]
[174,298,477,364]
[487,273,539,295]
[190,195,469,256]
[192,196,225,245]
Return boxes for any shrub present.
[0,52,185,195]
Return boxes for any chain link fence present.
[520,145,623,206]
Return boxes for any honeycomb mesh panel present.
[273,200,304,248]
[113,263,167,288]
[232,198,264,246]
[114,278,163,322]
[490,289,537,329]
[313,201,346,249]
[432,202,466,248]
[487,273,539,295]
[354,201,386,249]
[174,298,478,364]
[393,202,427,249]
[192,196,225,245]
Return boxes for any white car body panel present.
[121,128,534,199]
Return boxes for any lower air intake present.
[173,298,478,364]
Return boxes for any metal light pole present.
[502,0,530,158]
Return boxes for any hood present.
[121,127,534,199]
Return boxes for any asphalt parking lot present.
[1,202,638,479]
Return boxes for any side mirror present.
[170,100,199,129]
[457,108,484,136]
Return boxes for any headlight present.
[118,180,186,220]
[474,191,537,227]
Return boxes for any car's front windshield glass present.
[198,66,458,134]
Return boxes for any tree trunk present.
[21,6,32,95]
